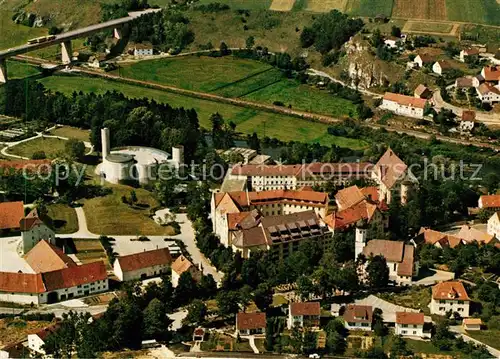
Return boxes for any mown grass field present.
[446,0,500,26]
[49,126,90,142]
[6,60,41,79]
[47,203,79,234]
[38,75,367,149]
[7,136,67,159]
[345,0,394,17]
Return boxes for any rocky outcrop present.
[12,11,49,28]
[339,34,403,89]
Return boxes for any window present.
[361,323,369,327]
[413,331,417,335]
[458,300,464,304]
[439,307,445,311]
[439,300,445,304]
[402,324,408,328]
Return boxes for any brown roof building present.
[396,312,424,325]
[343,305,373,331]
[362,239,416,280]
[42,261,108,291]
[415,228,463,249]
[432,281,470,301]
[0,201,24,230]
[114,248,173,281]
[237,312,267,334]
[414,84,432,99]
[287,302,321,329]
[171,255,201,287]
[25,240,77,273]
[382,93,428,109]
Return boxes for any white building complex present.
[380,92,428,119]
[113,248,173,281]
[98,128,184,185]
[430,281,470,317]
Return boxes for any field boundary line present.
[209,67,276,92]
[235,77,284,98]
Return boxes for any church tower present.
[355,219,368,261]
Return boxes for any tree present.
[65,139,86,161]
[32,150,47,159]
[391,26,401,38]
[176,272,198,305]
[238,285,253,311]
[220,41,229,55]
[326,330,346,354]
[432,320,454,351]
[366,255,389,289]
[143,298,170,341]
[130,190,138,204]
[253,282,273,312]
[216,291,240,318]
[372,308,387,337]
[184,299,207,326]
[246,36,255,49]
[371,29,384,48]
[302,329,317,355]
[390,335,412,358]
[198,274,217,299]
[296,275,315,301]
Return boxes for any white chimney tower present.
[101,128,110,161]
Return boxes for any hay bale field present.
[270,0,296,11]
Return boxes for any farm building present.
[414,84,432,99]
[380,92,428,119]
[113,248,173,281]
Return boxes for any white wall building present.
[380,92,428,119]
[28,324,60,355]
[287,302,321,330]
[343,305,373,332]
[395,312,429,338]
[430,281,471,317]
[134,43,153,56]
[20,209,55,254]
[113,248,173,282]
[487,212,500,239]
[476,83,500,104]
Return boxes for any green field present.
[38,75,367,148]
[213,68,284,98]
[114,56,273,92]
[0,10,47,49]
[346,0,394,17]
[407,22,453,34]
[49,126,90,142]
[7,136,68,159]
[6,61,41,79]
[46,203,79,234]
[196,0,273,10]
[446,0,500,26]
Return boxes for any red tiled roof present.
[343,305,373,324]
[463,318,482,325]
[335,185,365,210]
[171,255,201,280]
[396,312,424,325]
[325,200,379,230]
[31,324,60,341]
[363,239,405,263]
[457,225,495,245]
[374,148,408,189]
[0,201,24,230]
[463,48,480,56]
[414,84,431,98]
[383,92,427,109]
[227,211,260,230]
[432,281,470,301]
[116,248,172,272]
[0,160,51,172]
[482,66,500,82]
[461,110,476,122]
[397,244,415,277]
[477,83,500,96]
[0,272,45,293]
[25,240,77,273]
[416,54,435,63]
[42,261,107,291]
[290,302,321,316]
[237,312,267,330]
[480,194,500,209]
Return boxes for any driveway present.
[354,295,432,323]
[168,309,188,331]
[414,269,455,286]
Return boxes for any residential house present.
[133,42,153,56]
[380,92,428,119]
[171,255,201,287]
[433,60,452,75]
[459,110,476,132]
[430,281,471,317]
[372,148,415,205]
[460,48,480,62]
[457,225,496,246]
[27,324,60,355]
[211,188,329,247]
[113,248,173,281]
[384,36,401,49]
[414,227,463,249]
[236,312,266,335]
[232,211,332,260]
[487,212,500,239]
[481,66,500,84]
[193,327,205,341]
[455,76,478,89]
[395,312,429,338]
[0,201,24,234]
[0,261,108,305]
[476,83,500,104]
[463,318,482,331]
[343,304,373,331]
[24,240,76,273]
[414,54,435,68]
[361,239,418,285]
[287,302,321,330]
[20,209,55,254]
[479,194,500,210]
[414,84,432,99]
[228,162,373,191]
[324,197,386,233]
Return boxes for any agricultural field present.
[393,0,447,20]
[81,183,175,236]
[46,204,79,234]
[270,0,296,12]
[405,21,453,34]
[38,75,366,148]
[6,60,41,79]
[196,0,273,10]
[213,68,284,98]
[446,0,500,26]
[345,0,394,17]
[304,0,347,12]
[6,136,68,159]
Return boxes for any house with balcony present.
[287,302,321,330]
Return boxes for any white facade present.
[487,213,500,239]
[134,47,153,56]
[432,62,447,75]
[344,321,372,331]
[459,120,475,132]
[477,86,500,104]
[395,323,425,337]
[430,298,470,317]
[27,334,46,355]
[21,223,55,254]
[287,312,320,330]
[172,270,180,288]
[380,99,425,119]
[0,292,42,305]
[113,260,170,282]
[355,227,367,261]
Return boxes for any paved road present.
[451,326,500,358]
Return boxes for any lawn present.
[49,126,90,142]
[466,330,500,350]
[407,21,453,34]
[7,136,68,159]
[39,75,367,148]
[378,287,432,314]
[446,0,500,26]
[6,60,41,79]
[114,55,274,93]
[243,79,358,118]
[345,0,394,17]
[81,183,175,236]
[405,339,464,357]
[46,204,79,234]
